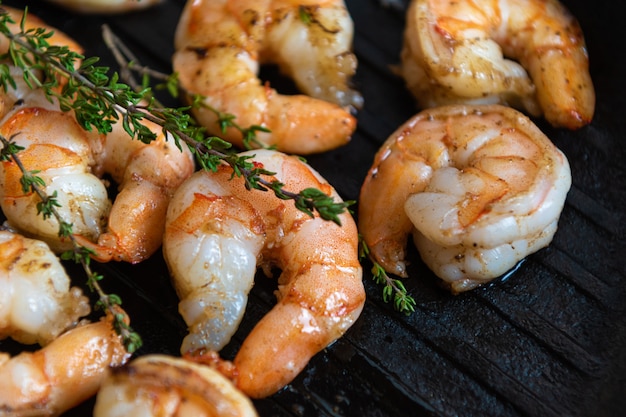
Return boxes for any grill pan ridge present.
[0,0,625,416]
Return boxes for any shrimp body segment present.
[173,0,362,154]
[0,106,112,252]
[74,114,196,263]
[400,0,595,129]
[358,104,571,293]
[0,316,131,417]
[163,149,365,398]
[0,6,83,60]
[0,231,90,346]
[93,354,258,417]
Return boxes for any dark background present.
[1,0,625,416]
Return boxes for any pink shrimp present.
[400,0,595,129]
[163,149,365,398]
[173,0,362,154]
[0,315,131,416]
[359,104,571,292]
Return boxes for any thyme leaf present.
[359,236,416,315]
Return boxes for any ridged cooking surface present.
[1,0,625,416]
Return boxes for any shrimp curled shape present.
[93,354,259,417]
[358,104,572,293]
[163,149,365,398]
[0,230,90,346]
[0,315,131,417]
[173,0,362,154]
[0,88,195,263]
[399,0,595,130]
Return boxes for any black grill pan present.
[1,0,625,416]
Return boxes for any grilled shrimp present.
[358,104,571,293]
[173,0,362,154]
[0,230,90,346]
[0,88,195,263]
[0,315,131,417]
[93,354,258,417]
[0,6,83,60]
[73,112,196,262]
[399,0,595,130]
[44,0,162,14]
[163,149,365,398]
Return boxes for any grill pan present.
[1,0,625,416]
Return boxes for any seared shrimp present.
[0,230,90,346]
[73,112,196,262]
[93,354,258,417]
[0,6,83,60]
[163,149,365,398]
[173,0,362,154]
[0,315,131,417]
[44,0,162,14]
[358,104,571,293]
[0,88,195,263]
[399,0,595,130]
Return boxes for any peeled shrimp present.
[0,315,131,417]
[163,149,365,398]
[399,0,595,130]
[0,87,195,263]
[0,230,90,346]
[0,6,83,60]
[358,104,571,293]
[44,0,162,14]
[73,111,196,262]
[93,354,258,417]
[173,0,362,154]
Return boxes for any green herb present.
[0,132,142,352]
[298,6,314,25]
[359,236,416,315]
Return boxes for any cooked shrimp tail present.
[0,315,131,417]
[72,116,195,263]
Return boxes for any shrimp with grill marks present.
[163,149,365,398]
[399,0,595,129]
[173,0,362,154]
[0,230,90,347]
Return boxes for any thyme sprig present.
[359,237,416,315]
[102,24,272,152]
[0,134,142,353]
[100,23,352,225]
